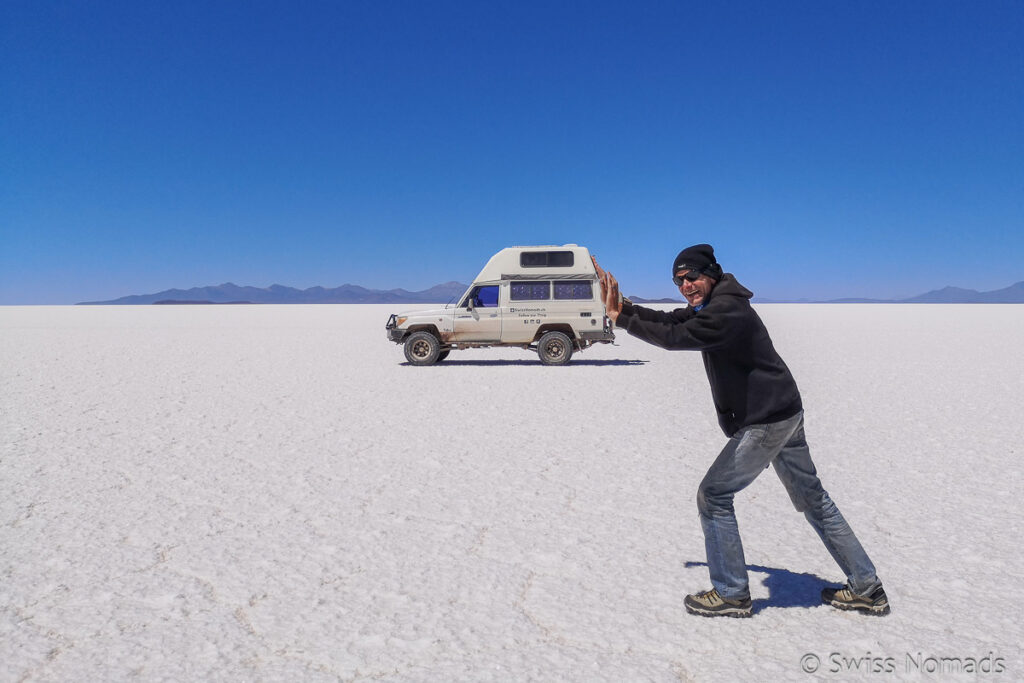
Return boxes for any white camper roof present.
[472,245,596,283]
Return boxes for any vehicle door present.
[505,279,551,343]
[552,278,600,334]
[453,284,501,341]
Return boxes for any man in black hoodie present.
[594,245,888,618]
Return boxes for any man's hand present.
[592,255,622,322]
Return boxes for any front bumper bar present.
[385,314,404,343]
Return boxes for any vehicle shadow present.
[684,561,833,612]
[402,359,650,367]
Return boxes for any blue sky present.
[2,1,1022,304]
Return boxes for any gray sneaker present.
[822,584,890,616]
[684,588,753,618]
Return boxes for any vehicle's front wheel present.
[436,349,450,362]
[537,331,573,365]
[404,331,442,365]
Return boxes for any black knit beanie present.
[672,244,721,280]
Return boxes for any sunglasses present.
[672,268,706,286]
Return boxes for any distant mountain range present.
[78,282,471,305]
[77,280,1024,305]
[635,281,1024,304]
[750,281,1024,304]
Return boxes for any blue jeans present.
[697,411,881,601]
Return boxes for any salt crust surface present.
[2,304,1022,681]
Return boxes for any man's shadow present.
[684,561,831,613]
[402,359,649,367]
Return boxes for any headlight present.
[396,316,408,326]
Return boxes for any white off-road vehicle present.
[386,245,615,365]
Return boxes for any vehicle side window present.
[553,281,593,300]
[520,251,574,268]
[510,282,550,301]
[469,285,499,308]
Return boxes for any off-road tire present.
[404,331,442,365]
[537,331,573,366]
[436,349,451,362]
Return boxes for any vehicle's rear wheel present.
[537,331,573,366]
[404,331,441,365]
